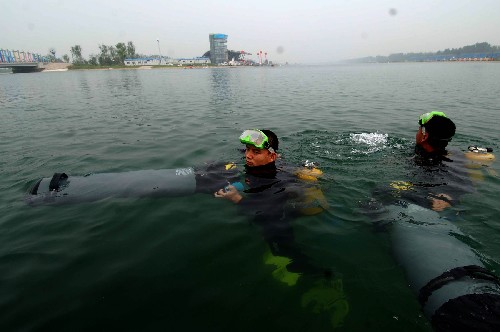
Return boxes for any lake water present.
[1,63,499,331]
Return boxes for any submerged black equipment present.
[26,168,198,206]
[386,203,500,331]
[26,160,249,206]
[25,161,327,216]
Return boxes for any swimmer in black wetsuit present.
[400,111,475,211]
[214,129,349,328]
[214,129,325,279]
[372,111,472,212]
[371,112,500,332]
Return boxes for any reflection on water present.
[210,67,233,104]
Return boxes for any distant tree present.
[116,42,127,63]
[97,44,125,65]
[88,54,99,66]
[46,53,56,63]
[62,54,70,63]
[108,45,118,64]
[70,45,84,64]
[126,41,136,58]
[48,48,56,62]
[98,44,112,66]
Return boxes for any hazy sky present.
[2,0,500,63]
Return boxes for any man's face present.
[244,144,276,167]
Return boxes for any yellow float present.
[464,146,496,181]
[296,164,329,215]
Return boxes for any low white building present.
[177,57,211,65]
[124,58,161,66]
[124,57,210,66]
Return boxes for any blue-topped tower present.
[209,33,228,64]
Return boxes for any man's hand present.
[214,185,242,204]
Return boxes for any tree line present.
[436,42,500,55]
[67,41,137,66]
[350,42,500,63]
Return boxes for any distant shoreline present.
[3,61,497,75]
[355,59,499,64]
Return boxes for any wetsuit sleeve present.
[194,161,240,194]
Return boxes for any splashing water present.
[350,132,388,154]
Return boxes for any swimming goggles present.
[419,111,448,126]
[239,129,275,152]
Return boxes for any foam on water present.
[350,132,389,154]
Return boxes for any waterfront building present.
[178,57,211,65]
[209,33,228,65]
[124,56,210,66]
[124,57,161,66]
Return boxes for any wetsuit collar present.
[414,145,451,165]
[245,161,277,178]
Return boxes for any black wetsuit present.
[371,146,500,331]
[241,162,329,275]
[372,146,474,212]
[195,160,325,276]
[403,145,473,209]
